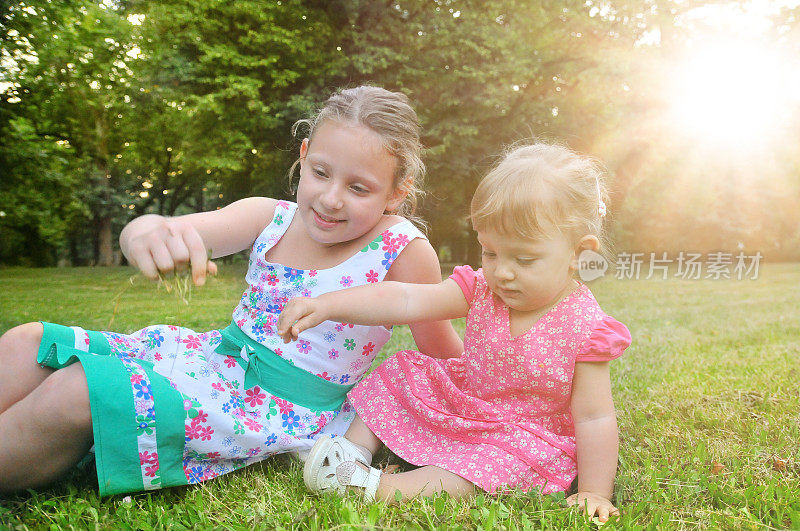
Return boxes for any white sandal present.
[303,436,382,502]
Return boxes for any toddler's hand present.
[567,492,619,523]
[277,297,327,343]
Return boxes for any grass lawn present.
[0,263,798,529]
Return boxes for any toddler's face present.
[478,228,577,315]
[296,121,404,247]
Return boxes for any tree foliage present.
[1,0,799,265]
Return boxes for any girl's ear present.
[385,178,410,213]
[299,138,309,163]
[577,235,600,253]
[570,235,600,270]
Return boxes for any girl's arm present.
[383,238,465,358]
[120,197,276,285]
[277,279,469,343]
[568,361,620,522]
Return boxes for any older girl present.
[0,86,462,496]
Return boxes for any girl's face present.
[478,228,578,315]
[296,121,406,247]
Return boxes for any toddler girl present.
[278,142,631,522]
[0,86,463,496]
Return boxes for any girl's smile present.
[296,121,406,247]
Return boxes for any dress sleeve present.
[576,315,631,362]
[449,265,478,304]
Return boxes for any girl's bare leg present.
[344,415,475,502]
[0,363,93,491]
[0,322,53,414]
[377,465,475,502]
[344,414,383,456]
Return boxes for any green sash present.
[214,322,355,411]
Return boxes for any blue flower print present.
[339,374,350,384]
[147,329,165,347]
[222,402,231,413]
[324,331,336,343]
[283,267,304,282]
[382,251,398,270]
[282,411,300,430]
[222,436,234,447]
[255,242,267,254]
[188,466,204,483]
[266,303,282,314]
[265,434,277,446]
[134,381,152,400]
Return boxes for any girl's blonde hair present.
[470,142,609,248]
[290,86,425,221]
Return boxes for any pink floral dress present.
[349,265,631,494]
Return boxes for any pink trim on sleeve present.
[449,265,478,304]
[576,315,631,362]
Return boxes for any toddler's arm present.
[120,197,276,285]
[277,279,469,343]
[384,238,464,357]
[567,361,620,522]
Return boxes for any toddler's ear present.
[577,235,600,253]
[571,235,600,270]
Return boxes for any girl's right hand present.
[277,297,329,343]
[122,216,217,286]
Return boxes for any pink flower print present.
[145,464,159,477]
[168,325,178,331]
[308,269,318,277]
[266,273,279,285]
[198,426,214,441]
[361,342,375,356]
[396,233,410,246]
[340,275,353,287]
[182,335,201,350]
[186,423,202,440]
[335,323,344,332]
[274,397,294,415]
[194,410,209,423]
[244,418,263,432]
[206,451,221,460]
[236,318,247,328]
[224,356,238,368]
[274,348,283,357]
[139,450,158,466]
[296,340,311,354]
[212,382,225,392]
[317,371,332,381]
[245,386,267,408]
[381,231,394,242]
[365,270,379,283]
[130,373,144,385]
[276,200,289,208]
[154,353,162,361]
[382,237,400,253]
[328,349,339,359]
[301,289,312,297]
[183,399,193,410]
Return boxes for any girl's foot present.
[303,436,381,501]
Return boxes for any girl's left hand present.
[566,492,619,523]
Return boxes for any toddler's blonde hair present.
[470,142,609,247]
[291,86,425,221]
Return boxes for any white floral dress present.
[37,200,425,496]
